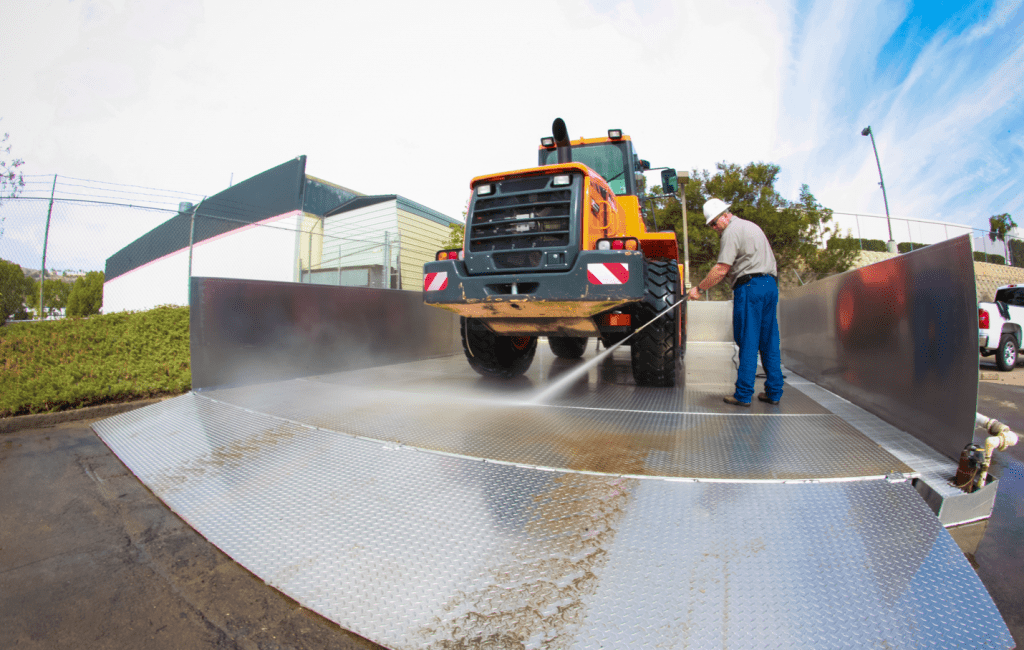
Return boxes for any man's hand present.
[688,263,731,301]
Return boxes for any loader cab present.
[538,132,641,197]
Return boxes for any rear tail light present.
[599,312,631,327]
[596,237,639,251]
[436,249,463,261]
[979,308,989,329]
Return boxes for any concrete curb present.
[0,397,174,434]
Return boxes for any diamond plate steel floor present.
[93,341,1014,649]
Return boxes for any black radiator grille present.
[468,187,572,254]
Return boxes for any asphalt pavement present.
[0,419,384,650]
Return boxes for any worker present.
[686,198,784,406]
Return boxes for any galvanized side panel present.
[93,394,1013,649]
[779,235,979,462]
[189,277,459,390]
[686,300,734,342]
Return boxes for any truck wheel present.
[997,334,1018,371]
[631,259,680,387]
[461,317,537,378]
[549,336,588,359]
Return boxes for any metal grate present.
[468,181,572,257]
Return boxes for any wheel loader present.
[423,118,685,386]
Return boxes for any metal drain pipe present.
[973,413,1020,491]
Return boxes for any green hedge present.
[0,305,191,417]
[1010,239,1024,268]
[827,237,888,252]
[974,252,1007,265]
[897,242,927,253]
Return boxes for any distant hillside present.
[18,265,84,283]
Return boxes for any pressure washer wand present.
[630,295,688,338]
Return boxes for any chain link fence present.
[0,195,411,320]
[831,210,1023,264]
[2,191,1022,320]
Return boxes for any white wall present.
[103,211,303,313]
[322,201,399,272]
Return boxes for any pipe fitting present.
[974,413,1020,490]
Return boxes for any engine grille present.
[468,180,573,260]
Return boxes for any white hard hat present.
[703,198,730,225]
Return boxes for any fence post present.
[39,175,56,319]
[187,199,204,305]
[380,231,387,286]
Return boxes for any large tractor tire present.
[548,336,589,359]
[461,317,537,379]
[630,259,681,387]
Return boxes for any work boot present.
[723,396,751,407]
[757,392,780,405]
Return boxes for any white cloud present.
[1,0,1021,272]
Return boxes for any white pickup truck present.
[979,283,1024,371]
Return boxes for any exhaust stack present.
[552,118,572,164]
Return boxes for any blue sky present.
[0,0,1021,271]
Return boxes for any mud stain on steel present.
[420,470,638,648]
[149,425,301,494]
[683,531,767,648]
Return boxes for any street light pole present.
[861,126,896,253]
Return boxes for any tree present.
[0,258,32,325]
[67,271,104,317]
[646,162,858,291]
[988,213,1018,266]
[441,222,464,249]
[1,128,26,240]
[25,276,72,319]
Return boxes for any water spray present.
[528,296,688,404]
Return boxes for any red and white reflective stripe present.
[424,272,448,291]
[587,262,629,285]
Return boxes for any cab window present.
[540,143,629,195]
[995,288,1017,304]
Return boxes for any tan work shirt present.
[717,217,778,288]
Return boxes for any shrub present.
[825,237,860,251]
[1009,239,1024,268]
[0,305,191,416]
[897,242,927,253]
[67,271,104,317]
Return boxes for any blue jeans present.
[732,276,784,403]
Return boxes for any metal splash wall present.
[189,277,460,390]
[778,235,979,462]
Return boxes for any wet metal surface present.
[94,341,1013,649]
[779,235,979,462]
[189,277,460,390]
[199,343,908,482]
